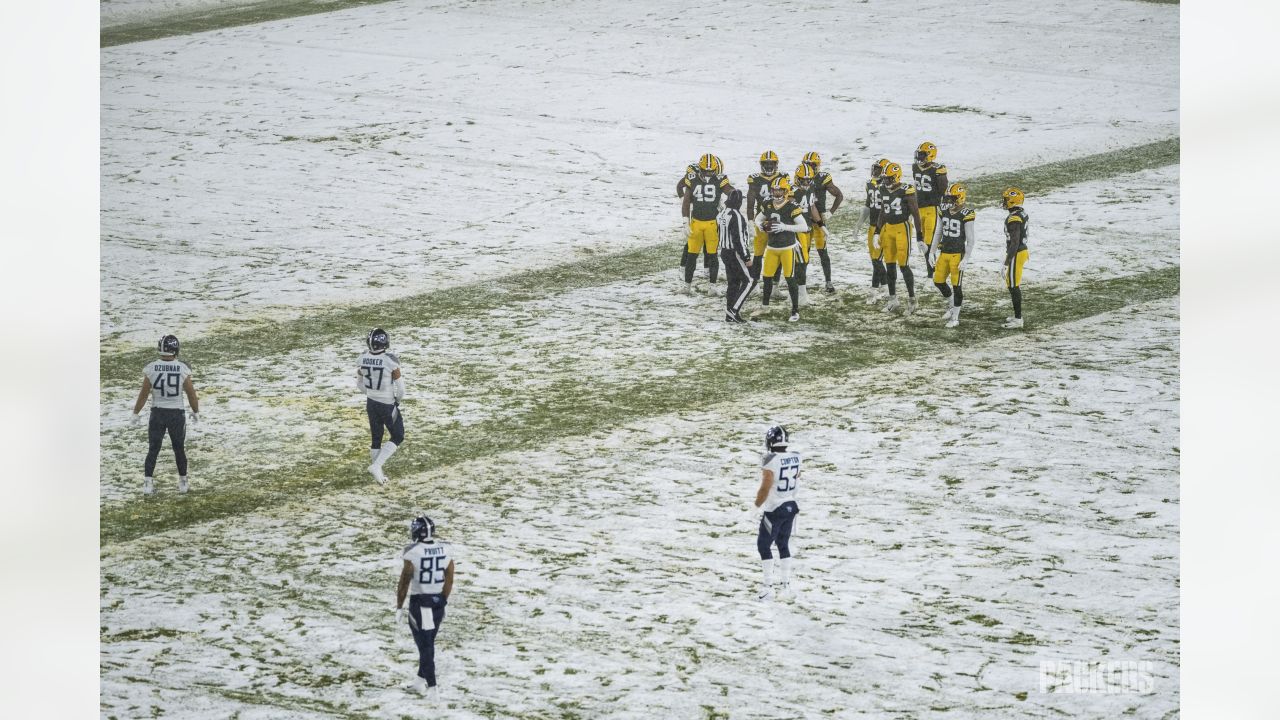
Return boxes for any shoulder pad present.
[937,165,948,173]
[386,352,401,364]
[718,177,730,188]
[401,543,417,556]
[1006,213,1024,222]
[789,206,803,218]
[904,184,916,194]
[963,209,976,221]
[749,173,762,182]
[762,452,776,466]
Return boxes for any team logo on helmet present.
[944,182,968,208]
[882,162,903,185]
[367,328,390,353]
[410,515,435,542]
[765,425,789,451]
[1003,187,1025,209]
[157,334,180,356]
[916,142,938,163]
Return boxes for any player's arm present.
[681,191,692,222]
[962,214,976,261]
[182,376,199,414]
[778,208,810,234]
[936,167,948,197]
[442,560,455,601]
[1004,217,1023,263]
[391,366,404,402]
[826,181,844,216]
[755,469,774,508]
[396,559,413,609]
[746,181,758,221]
[908,192,923,240]
[132,377,151,415]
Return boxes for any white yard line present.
[101,296,1179,718]
[100,0,1177,351]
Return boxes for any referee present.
[717,189,753,323]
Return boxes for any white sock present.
[372,441,398,469]
[761,558,774,587]
[780,557,793,584]
[370,448,379,463]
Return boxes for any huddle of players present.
[858,142,1029,329]
[679,143,1031,329]
[678,151,844,322]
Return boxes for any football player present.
[676,162,697,199]
[790,164,823,306]
[802,151,845,293]
[755,176,809,322]
[1002,187,1030,329]
[873,162,924,315]
[746,151,788,286]
[912,142,949,278]
[754,425,801,601]
[932,183,976,328]
[131,334,200,496]
[861,158,891,304]
[358,328,404,484]
[681,153,734,295]
[395,515,455,699]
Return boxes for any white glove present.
[130,412,142,427]
[916,242,928,259]
[822,211,832,223]
[872,233,881,252]
[188,411,199,426]
[395,607,406,625]
[683,222,691,238]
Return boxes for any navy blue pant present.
[409,594,447,686]
[366,398,404,449]
[145,407,187,476]
[757,501,799,560]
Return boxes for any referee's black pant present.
[721,250,753,316]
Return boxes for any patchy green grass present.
[101,0,402,47]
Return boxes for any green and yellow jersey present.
[687,174,732,221]
[877,182,917,225]
[760,199,806,249]
[911,161,947,207]
[1005,206,1029,253]
[937,205,976,255]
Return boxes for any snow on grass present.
[100,0,1177,351]
[99,166,1177,511]
[100,296,1178,719]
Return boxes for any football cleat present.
[906,297,918,315]
[143,477,155,496]
[1003,187,1025,208]
[683,282,693,295]
[882,295,900,313]
[788,312,800,322]
[946,311,960,328]
[157,334,180,356]
[916,141,938,163]
[178,476,189,494]
[1003,317,1024,329]
[757,586,774,602]
[410,515,435,541]
[797,286,808,306]
[824,282,836,294]
[759,150,779,175]
[367,328,390,353]
[368,464,388,485]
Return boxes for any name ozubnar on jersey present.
[153,364,183,372]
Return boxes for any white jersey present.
[403,540,452,595]
[357,351,400,404]
[761,450,802,512]
[143,358,192,410]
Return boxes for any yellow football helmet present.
[802,151,821,168]
[698,153,717,174]
[882,162,903,185]
[759,150,779,175]
[769,175,792,199]
[794,164,815,184]
[1003,187,1025,208]
[944,182,967,208]
[915,142,938,163]
[871,157,891,178]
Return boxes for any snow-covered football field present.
[100,1,1179,718]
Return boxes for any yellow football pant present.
[796,232,811,263]
[866,224,882,260]
[880,222,910,265]
[762,244,798,279]
[687,218,719,255]
[919,206,938,249]
[810,225,827,251]
[752,227,768,256]
[934,252,963,286]
[1004,249,1029,288]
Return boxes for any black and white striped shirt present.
[717,207,751,262]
